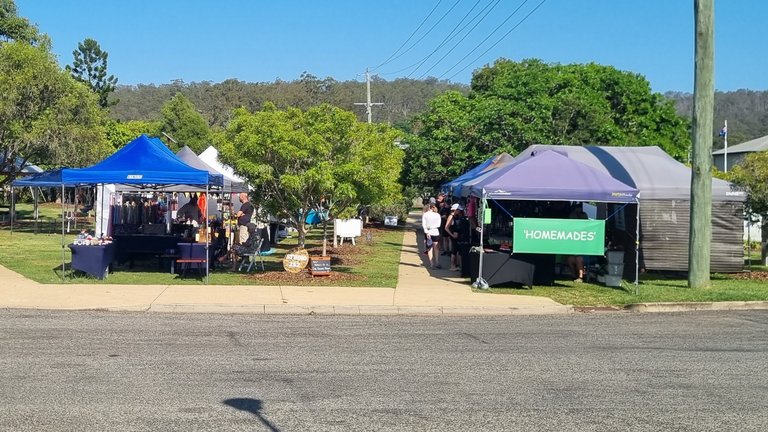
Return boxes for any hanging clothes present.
[198,193,207,221]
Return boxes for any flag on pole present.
[719,123,727,137]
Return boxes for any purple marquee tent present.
[464,150,640,290]
[467,150,639,202]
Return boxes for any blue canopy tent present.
[12,168,67,187]
[442,153,514,196]
[464,150,640,290]
[63,135,222,187]
[11,135,223,282]
[9,169,67,227]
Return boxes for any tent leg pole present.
[635,199,640,295]
[472,192,489,290]
[61,184,66,282]
[10,185,14,235]
[205,185,209,285]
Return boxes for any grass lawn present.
[479,271,768,307]
[0,221,404,287]
[3,203,767,306]
[6,202,68,220]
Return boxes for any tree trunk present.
[322,219,329,256]
[297,222,306,248]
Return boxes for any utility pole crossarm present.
[354,68,384,123]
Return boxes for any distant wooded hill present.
[666,90,768,149]
[111,78,768,146]
[109,75,467,131]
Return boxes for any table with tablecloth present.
[68,243,115,280]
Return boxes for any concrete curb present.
[149,304,574,316]
[625,301,768,313]
[7,303,573,316]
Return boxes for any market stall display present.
[68,241,115,280]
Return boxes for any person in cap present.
[444,203,470,272]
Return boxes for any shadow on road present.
[223,398,280,432]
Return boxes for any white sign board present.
[335,218,362,238]
[384,216,398,226]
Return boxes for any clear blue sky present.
[16,0,768,92]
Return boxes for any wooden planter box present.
[309,256,331,276]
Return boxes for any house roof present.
[712,134,768,155]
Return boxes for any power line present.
[375,0,463,73]
[412,0,507,79]
[404,0,494,78]
[373,1,443,71]
[442,0,548,81]
[433,0,533,80]
[380,0,498,77]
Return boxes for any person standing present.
[234,192,254,244]
[437,193,451,255]
[566,203,588,282]
[444,204,470,272]
[421,203,442,269]
[177,195,202,225]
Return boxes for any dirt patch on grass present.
[238,225,401,284]
[305,243,371,266]
[728,271,768,281]
[244,269,366,284]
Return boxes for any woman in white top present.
[422,203,442,269]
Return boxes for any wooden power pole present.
[689,0,715,288]
[354,68,384,124]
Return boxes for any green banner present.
[513,218,605,255]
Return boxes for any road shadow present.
[223,398,280,432]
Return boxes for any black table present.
[112,234,181,264]
[68,243,115,280]
[468,251,556,288]
[468,250,534,287]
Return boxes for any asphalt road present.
[1,310,767,431]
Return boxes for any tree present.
[403,91,482,189]
[160,93,211,153]
[0,0,45,45]
[0,42,109,188]
[726,152,768,265]
[66,38,118,108]
[216,103,404,247]
[405,59,691,190]
[104,119,162,150]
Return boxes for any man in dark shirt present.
[234,192,254,244]
[177,195,201,224]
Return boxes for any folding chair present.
[64,210,76,233]
[238,238,265,272]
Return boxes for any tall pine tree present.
[66,38,117,108]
